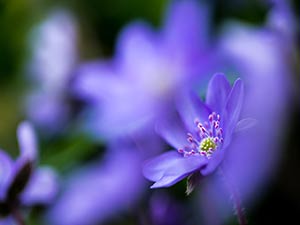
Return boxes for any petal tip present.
[17,121,38,161]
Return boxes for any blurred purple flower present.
[268,0,297,42]
[73,0,217,139]
[0,122,58,222]
[25,10,77,134]
[48,146,145,225]
[143,74,248,189]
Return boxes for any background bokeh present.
[0,0,299,224]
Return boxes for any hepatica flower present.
[74,0,216,139]
[0,122,57,223]
[143,74,245,190]
[26,10,77,134]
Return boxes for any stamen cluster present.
[178,112,224,158]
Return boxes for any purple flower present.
[25,10,77,134]
[48,146,145,225]
[143,74,246,189]
[194,4,295,223]
[73,0,216,139]
[0,122,58,221]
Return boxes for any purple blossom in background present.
[73,0,217,139]
[268,0,297,42]
[143,74,247,189]
[48,146,144,225]
[0,122,58,223]
[25,10,77,134]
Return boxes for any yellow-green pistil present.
[200,137,216,152]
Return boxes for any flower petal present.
[143,151,179,182]
[21,167,58,206]
[115,22,158,77]
[17,121,38,161]
[206,73,231,113]
[143,151,207,188]
[73,61,118,102]
[200,148,226,176]
[163,0,209,54]
[155,114,187,149]
[150,173,188,189]
[223,79,244,142]
[176,92,211,131]
[0,150,13,200]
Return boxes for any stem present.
[219,168,247,225]
[11,207,26,225]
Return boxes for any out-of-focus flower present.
[268,0,297,42]
[73,0,217,139]
[0,122,58,222]
[25,10,77,134]
[48,146,144,225]
[143,74,247,190]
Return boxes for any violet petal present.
[155,115,187,149]
[21,167,58,206]
[200,148,226,176]
[206,73,231,113]
[163,0,209,54]
[0,151,13,200]
[176,92,211,131]
[223,78,244,143]
[17,121,38,162]
[143,151,207,188]
[115,22,158,76]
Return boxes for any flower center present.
[178,112,224,158]
[200,137,216,152]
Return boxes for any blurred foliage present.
[40,132,103,173]
[0,0,35,84]
[211,0,269,25]
[35,0,168,58]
